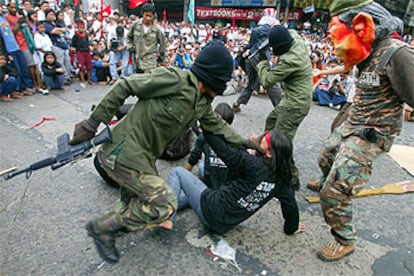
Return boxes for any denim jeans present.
[0,76,18,96]
[43,74,65,89]
[167,167,209,226]
[9,50,34,91]
[109,49,130,80]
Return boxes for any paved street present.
[1,83,413,275]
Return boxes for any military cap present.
[329,0,373,15]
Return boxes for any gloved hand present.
[244,133,265,155]
[69,117,100,145]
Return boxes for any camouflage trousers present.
[97,151,177,232]
[318,127,385,245]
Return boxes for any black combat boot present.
[85,213,125,264]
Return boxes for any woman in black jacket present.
[167,129,305,235]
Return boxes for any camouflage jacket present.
[342,38,414,143]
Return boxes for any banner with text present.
[211,0,277,6]
[196,7,303,21]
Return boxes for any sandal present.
[0,95,12,102]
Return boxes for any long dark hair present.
[269,129,293,185]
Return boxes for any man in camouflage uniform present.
[315,0,414,261]
[126,3,168,73]
[69,41,261,264]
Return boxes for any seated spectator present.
[314,69,353,110]
[312,59,341,106]
[0,53,22,101]
[91,51,111,84]
[41,51,65,91]
[170,45,190,69]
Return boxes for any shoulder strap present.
[376,41,405,73]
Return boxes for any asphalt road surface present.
[1,83,413,275]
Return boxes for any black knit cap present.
[190,40,233,95]
[269,25,293,56]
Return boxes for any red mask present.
[328,13,375,69]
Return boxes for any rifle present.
[4,126,112,180]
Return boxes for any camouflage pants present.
[97,151,177,232]
[265,105,310,188]
[318,127,384,245]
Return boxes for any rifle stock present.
[4,126,111,180]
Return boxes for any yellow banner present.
[293,0,331,10]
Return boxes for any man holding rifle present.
[69,41,262,264]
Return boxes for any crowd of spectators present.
[1,0,414,119]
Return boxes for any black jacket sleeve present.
[276,187,299,235]
[42,63,57,76]
[203,131,245,169]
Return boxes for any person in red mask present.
[312,0,414,262]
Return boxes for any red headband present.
[264,132,271,149]
[77,22,85,27]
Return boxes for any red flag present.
[128,0,147,9]
[101,4,111,17]
[163,9,166,22]
[74,0,79,7]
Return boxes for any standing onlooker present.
[126,3,168,73]
[34,20,53,94]
[71,21,94,88]
[108,25,130,83]
[44,8,71,85]
[231,9,280,113]
[103,14,117,41]
[4,2,36,95]
[34,21,53,64]
[36,1,49,22]
[21,0,33,17]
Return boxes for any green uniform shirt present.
[91,67,245,175]
[256,30,313,111]
[126,19,168,71]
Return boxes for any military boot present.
[307,179,322,191]
[231,102,241,113]
[85,213,125,264]
[317,240,356,261]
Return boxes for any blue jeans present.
[0,76,18,96]
[9,50,34,91]
[167,167,209,226]
[109,49,130,80]
[44,74,65,89]
[198,160,205,178]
